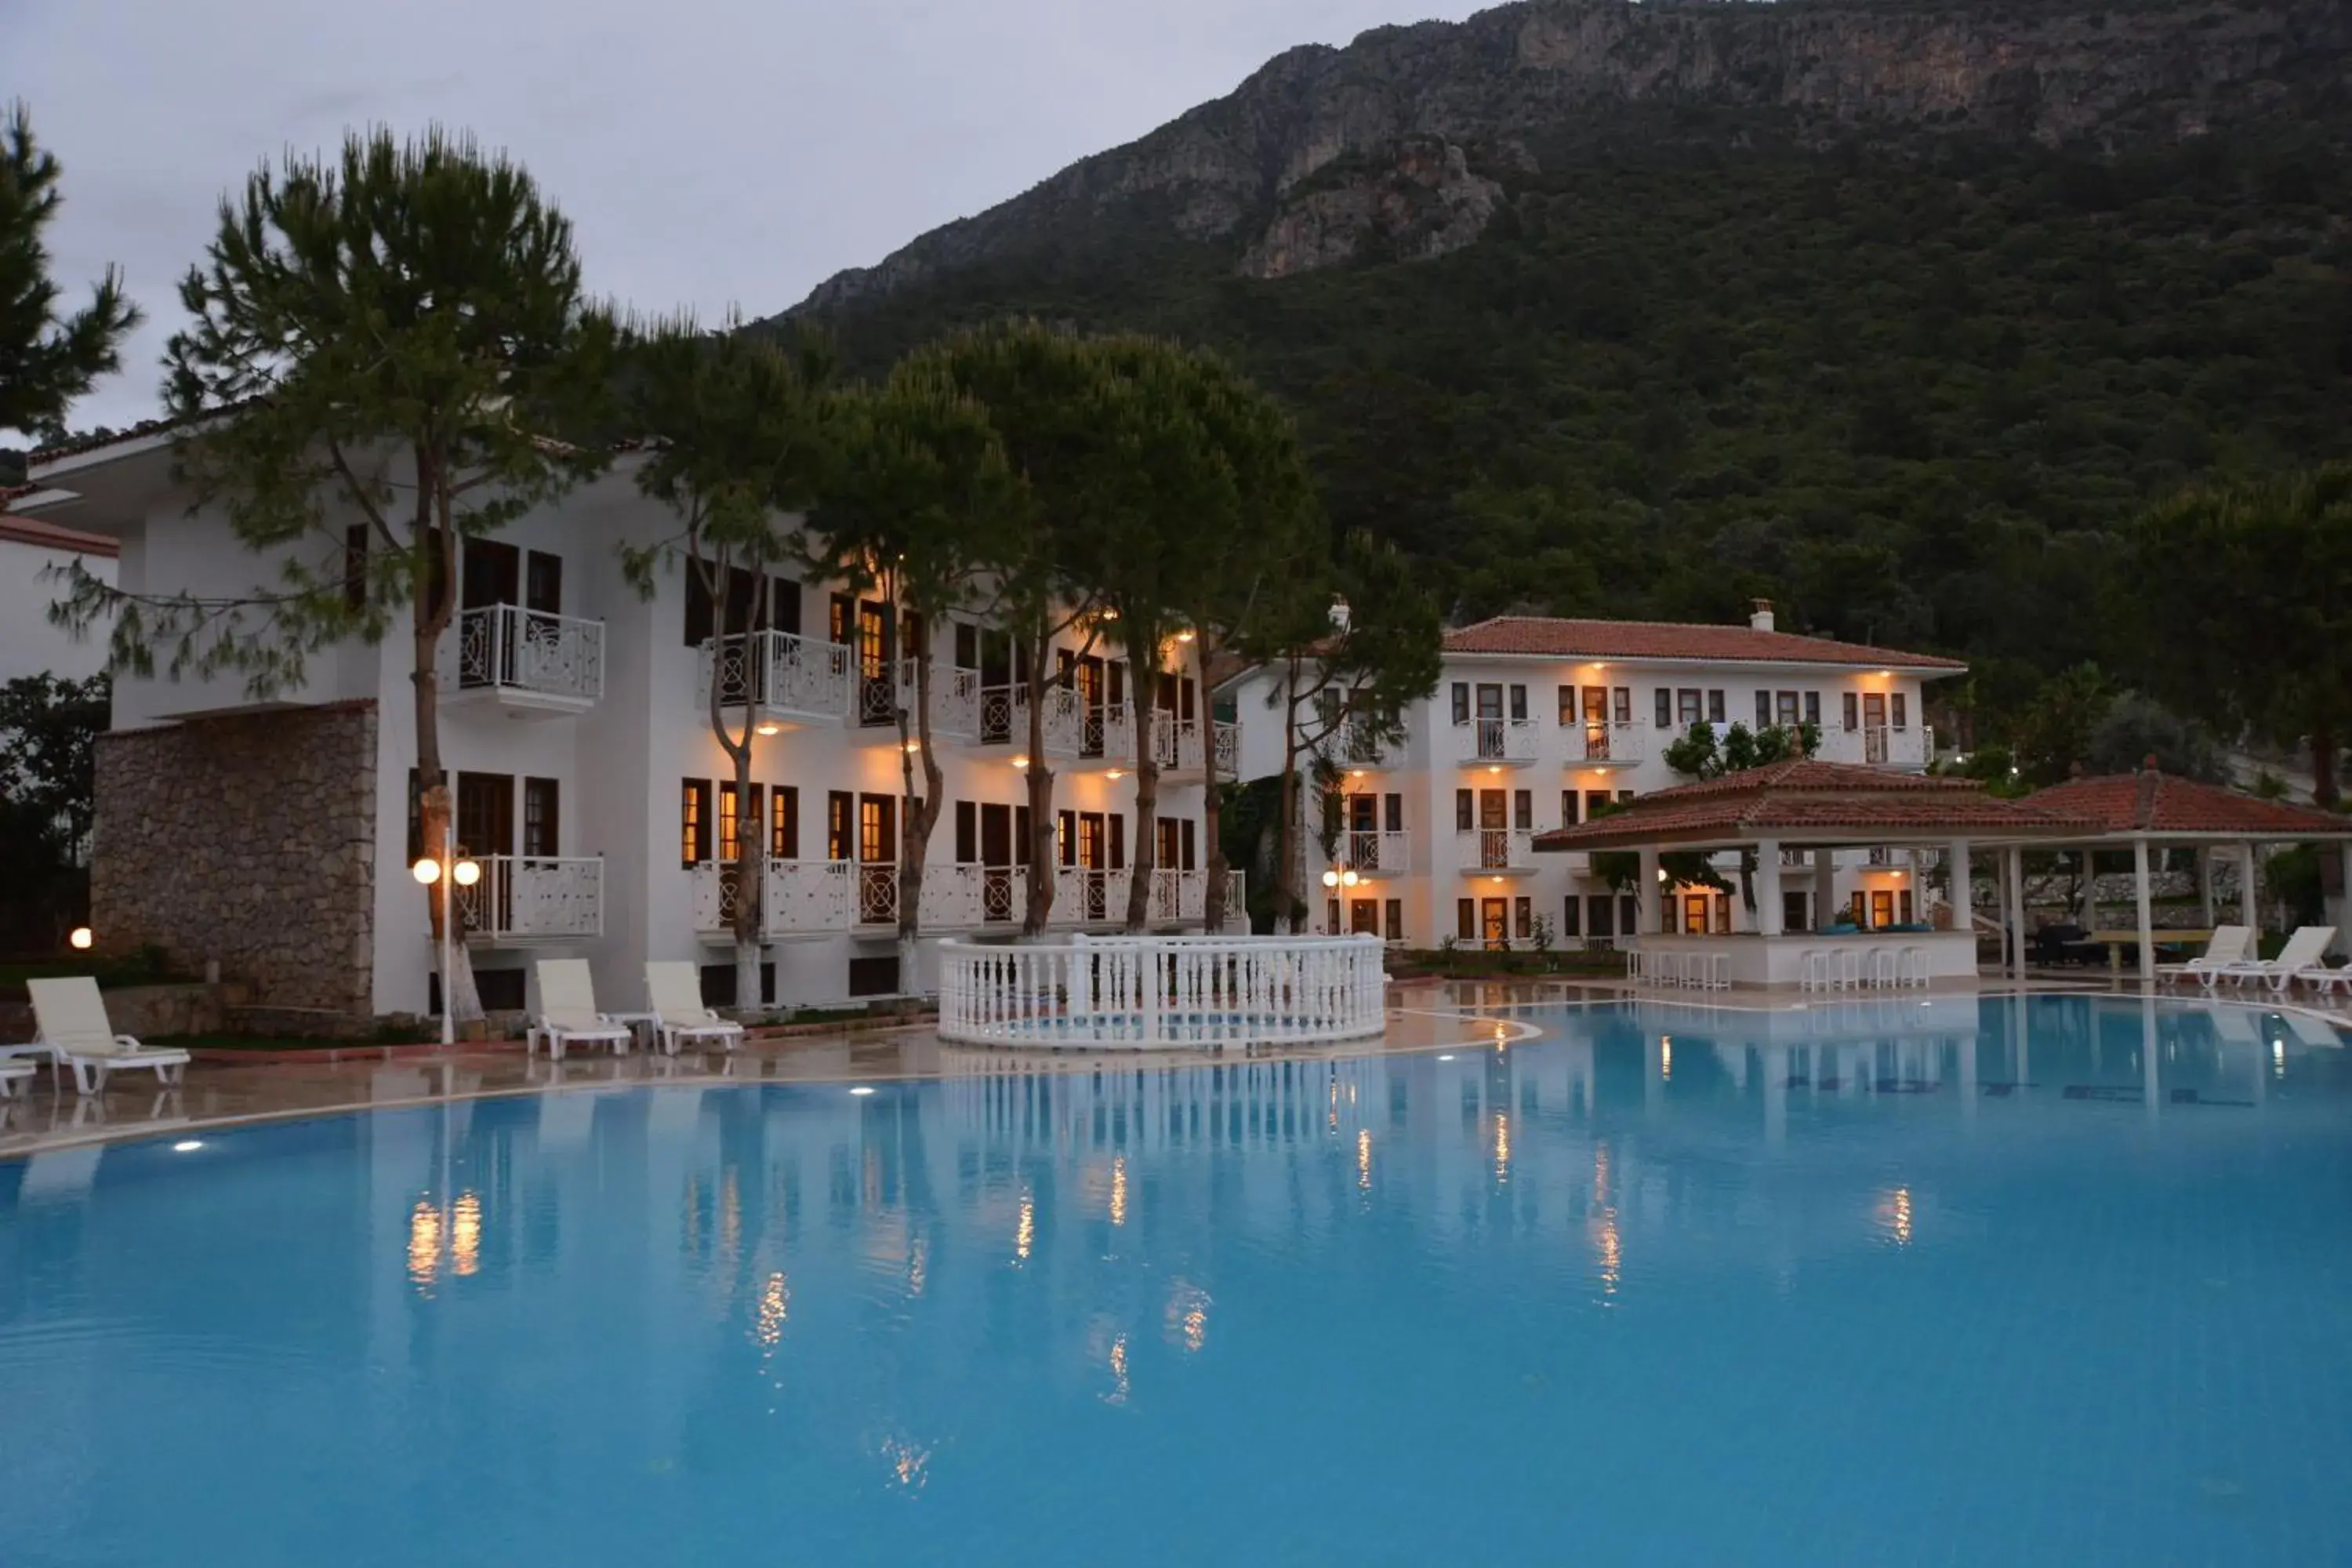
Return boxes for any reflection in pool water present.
[3,995,2350,1566]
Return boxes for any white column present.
[2005,846,2027,978]
[2132,837,2155,985]
[1947,839,1973,932]
[2239,840,2259,935]
[1756,838,1784,936]
[1637,847,1662,935]
[2079,848,2099,925]
[1813,849,1836,929]
[2198,847,2216,927]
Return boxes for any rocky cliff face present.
[796,0,2352,310]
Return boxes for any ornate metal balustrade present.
[938,932,1388,1049]
[700,631,854,723]
[448,604,604,709]
[457,855,602,942]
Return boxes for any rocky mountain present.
[793,0,2351,311]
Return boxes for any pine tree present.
[0,102,140,445]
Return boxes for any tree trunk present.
[1125,735,1159,934]
[899,619,947,992]
[731,742,761,1016]
[1195,640,1229,934]
[412,510,481,1029]
[2311,723,2339,808]
[1272,662,1305,932]
[1019,625,1058,938]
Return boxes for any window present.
[1385,899,1403,942]
[772,786,799,860]
[1384,793,1403,833]
[1057,808,1078,866]
[699,962,775,1009]
[1349,898,1380,936]
[1706,690,1726,724]
[826,791,853,862]
[1871,890,1896,929]
[1559,898,1581,938]
[522,777,559,858]
[1783,891,1809,932]
[1842,691,1860,731]
[1508,684,1527,722]
[1480,898,1509,949]
[859,795,897,865]
[1620,894,1638,935]
[1677,689,1702,727]
[1562,789,1579,826]
[848,955,900,997]
[343,524,369,610]
[681,779,712,866]
[1327,898,1343,935]
[1560,685,1577,727]
[1455,789,1474,832]
[1776,691,1800,728]
[1900,890,1915,924]
[1654,689,1673,729]
[1613,688,1632,724]
[1755,691,1772,728]
[955,801,978,864]
[1512,789,1533,830]
[1585,789,1612,822]
[1804,691,1821,728]
[1892,692,1909,731]
[1617,789,1636,804]
[1457,899,1476,940]
[1450,682,1470,725]
[1515,897,1533,940]
[524,550,562,615]
[718,782,764,862]
[456,771,512,858]
[1588,895,1616,938]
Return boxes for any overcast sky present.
[11,0,1489,433]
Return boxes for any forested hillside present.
[779,1,2352,717]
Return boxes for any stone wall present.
[91,701,378,1014]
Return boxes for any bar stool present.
[1700,952,1730,990]
[1869,948,1900,989]
[1835,949,1863,991]
[1900,946,1929,989]
[1800,949,1833,993]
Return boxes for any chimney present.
[1749,598,1775,633]
[1329,596,1352,633]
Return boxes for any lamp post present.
[412,818,481,1047]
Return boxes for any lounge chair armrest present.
[114,1034,143,1050]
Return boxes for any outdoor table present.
[2085,928,2212,978]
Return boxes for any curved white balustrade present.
[938,933,1388,1050]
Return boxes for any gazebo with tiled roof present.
[1989,768,2352,982]
[1533,760,2101,989]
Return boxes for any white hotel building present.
[22,432,1236,1022]
[1224,609,1965,949]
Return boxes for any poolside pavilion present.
[1984,768,2352,982]
[1533,760,2100,989]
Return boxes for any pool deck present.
[3,975,2343,1160]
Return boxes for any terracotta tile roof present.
[1443,615,1966,671]
[27,412,196,464]
[2026,771,2352,838]
[0,511,118,558]
[1534,759,2098,851]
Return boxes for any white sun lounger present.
[528,960,633,1062]
[645,961,746,1056]
[2161,924,2251,986]
[2214,926,2339,995]
[24,977,192,1095]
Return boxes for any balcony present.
[1069,699,1137,775]
[1149,713,1240,781]
[1457,828,1537,876]
[1322,718,1398,773]
[691,858,853,941]
[692,861,1245,938]
[1457,717,1539,768]
[457,856,602,942]
[1339,829,1410,878]
[1148,867,1247,924]
[1563,720,1645,768]
[892,660,982,742]
[444,604,604,718]
[700,631,853,730]
[976,683,1085,759]
[1823,724,1933,771]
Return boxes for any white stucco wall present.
[0,532,114,686]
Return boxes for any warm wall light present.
[452,859,481,887]
[755,722,782,737]
[903,740,922,754]
[1486,765,1501,775]
[412,857,442,885]
[1105,769,1124,780]
[1175,629,1196,644]
[68,926,93,951]
[1011,754,1031,771]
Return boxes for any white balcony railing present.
[1460,828,1537,872]
[1828,724,1932,770]
[893,660,982,740]
[1147,868,1247,924]
[1323,719,1394,770]
[938,932,1386,1049]
[1563,720,1645,766]
[977,684,1086,755]
[1342,829,1410,876]
[1149,713,1243,777]
[457,855,602,942]
[691,859,855,938]
[1457,716,1540,764]
[1080,699,1135,764]
[701,631,854,722]
[449,604,604,706]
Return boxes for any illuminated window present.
[681,779,711,867]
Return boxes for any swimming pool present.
[4,994,2348,1566]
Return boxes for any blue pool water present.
[5,994,2351,1566]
